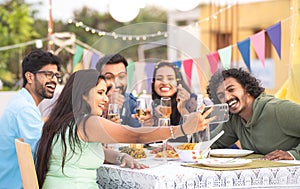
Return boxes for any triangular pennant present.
[183,59,193,87]
[237,38,251,71]
[266,22,281,59]
[145,63,155,93]
[135,62,146,93]
[206,52,219,74]
[172,60,182,69]
[90,53,100,70]
[82,49,92,69]
[218,46,232,69]
[127,62,135,91]
[250,30,265,67]
[73,45,84,70]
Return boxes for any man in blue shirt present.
[0,50,61,189]
[96,54,152,127]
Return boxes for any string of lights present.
[67,2,235,40]
[67,19,168,41]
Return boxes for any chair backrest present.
[15,138,39,189]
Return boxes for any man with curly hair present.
[207,68,300,160]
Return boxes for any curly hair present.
[206,68,265,104]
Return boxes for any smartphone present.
[203,103,229,124]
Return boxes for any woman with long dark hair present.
[151,62,199,142]
[35,69,213,188]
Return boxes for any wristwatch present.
[116,153,126,165]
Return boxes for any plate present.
[210,149,254,158]
[198,158,252,168]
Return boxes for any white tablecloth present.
[97,158,300,189]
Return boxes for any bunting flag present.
[90,53,100,70]
[250,30,265,67]
[218,46,232,70]
[266,22,282,59]
[127,62,135,91]
[206,51,219,74]
[183,59,193,87]
[134,62,146,94]
[237,38,251,71]
[173,60,182,69]
[73,45,84,70]
[145,63,155,93]
[82,49,92,69]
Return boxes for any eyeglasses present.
[33,70,62,80]
[104,72,127,81]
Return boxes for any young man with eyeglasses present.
[96,54,152,127]
[0,49,61,188]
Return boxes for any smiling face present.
[26,64,60,105]
[216,77,254,120]
[154,66,178,97]
[83,79,109,116]
[100,62,127,94]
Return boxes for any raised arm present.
[78,108,214,144]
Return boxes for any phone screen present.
[203,103,229,124]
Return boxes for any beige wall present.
[198,0,293,94]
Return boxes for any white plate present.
[210,149,254,158]
[198,158,252,168]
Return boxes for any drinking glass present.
[158,118,171,163]
[136,98,147,127]
[160,97,172,118]
[107,104,120,122]
[159,97,172,163]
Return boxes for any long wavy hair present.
[35,69,105,187]
[206,68,265,104]
[151,62,191,125]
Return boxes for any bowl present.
[175,144,210,163]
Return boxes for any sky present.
[24,0,178,21]
[19,0,267,21]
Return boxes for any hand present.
[176,84,190,104]
[119,154,149,169]
[182,107,215,134]
[132,109,153,126]
[262,150,294,160]
[107,83,125,107]
[176,84,190,115]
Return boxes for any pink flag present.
[250,30,265,67]
[183,59,193,87]
[206,52,219,74]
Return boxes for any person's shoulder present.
[125,92,137,100]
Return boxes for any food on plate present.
[155,150,179,158]
[176,143,197,150]
[150,144,175,154]
[119,146,147,159]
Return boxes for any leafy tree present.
[0,0,38,89]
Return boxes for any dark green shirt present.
[211,93,300,160]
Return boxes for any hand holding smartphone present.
[203,103,229,124]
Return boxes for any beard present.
[35,80,55,99]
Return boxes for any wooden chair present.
[15,138,39,189]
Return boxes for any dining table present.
[97,146,300,189]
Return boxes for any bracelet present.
[180,124,187,136]
[115,153,126,165]
[169,126,175,139]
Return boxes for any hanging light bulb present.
[109,0,140,23]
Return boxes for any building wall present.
[198,0,292,94]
